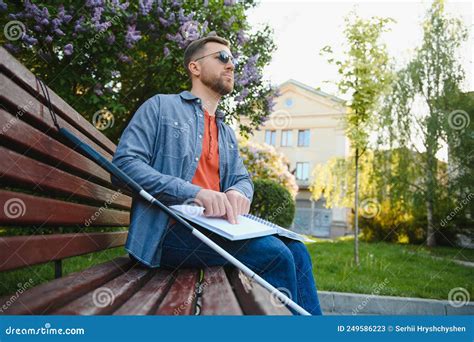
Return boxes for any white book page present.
[170,205,276,240]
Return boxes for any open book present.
[170,205,314,243]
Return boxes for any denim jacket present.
[111,91,254,267]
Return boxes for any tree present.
[0,0,277,143]
[310,148,443,244]
[321,12,393,265]
[378,0,468,247]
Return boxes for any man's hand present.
[195,189,237,224]
[225,190,250,220]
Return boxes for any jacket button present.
[230,144,234,148]
[195,157,199,161]
[199,134,202,138]
[174,121,178,125]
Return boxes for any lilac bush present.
[0,0,277,142]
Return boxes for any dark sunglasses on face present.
[194,50,238,67]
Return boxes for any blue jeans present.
[157,222,323,315]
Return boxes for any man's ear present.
[188,61,201,78]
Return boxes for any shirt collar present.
[179,91,225,119]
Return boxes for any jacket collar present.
[179,91,225,119]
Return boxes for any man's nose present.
[225,62,235,71]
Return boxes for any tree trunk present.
[354,147,360,265]
[426,197,436,247]
[425,145,437,247]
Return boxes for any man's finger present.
[224,198,237,224]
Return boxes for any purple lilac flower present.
[178,8,194,24]
[22,34,38,46]
[223,15,236,29]
[45,35,53,43]
[74,16,86,33]
[166,21,201,49]
[224,0,236,5]
[94,83,103,96]
[163,46,170,57]
[0,0,7,11]
[139,0,154,16]
[125,24,142,48]
[58,5,72,23]
[33,25,43,32]
[235,88,249,103]
[54,28,65,36]
[266,95,276,112]
[86,0,105,7]
[159,12,175,28]
[237,30,248,45]
[24,1,41,19]
[63,43,73,55]
[118,52,132,63]
[4,43,20,53]
[106,34,116,45]
[64,43,73,55]
[235,54,261,87]
[51,18,61,29]
[201,20,208,35]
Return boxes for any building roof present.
[279,79,346,105]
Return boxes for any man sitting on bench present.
[112,34,322,315]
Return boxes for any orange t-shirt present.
[168,110,220,228]
[191,110,220,191]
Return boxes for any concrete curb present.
[319,291,474,315]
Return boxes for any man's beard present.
[201,73,233,96]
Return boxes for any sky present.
[247,0,473,99]
[246,0,473,161]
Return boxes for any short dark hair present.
[183,34,230,77]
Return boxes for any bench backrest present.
[0,47,131,273]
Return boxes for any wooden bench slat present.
[200,267,243,315]
[0,47,116,155]
[0,109,116,187]
[155,269,199,315]
[0,231,128,272]
[0,73,113,160]
[228,268,292,315]
[0,190,130,226]
[0,256,134,315]
[0,147,131,210]
[52,265,153,315]
[113,269,174,315]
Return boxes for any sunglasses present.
[194,50,238,67]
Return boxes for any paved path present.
[319,291,474,315]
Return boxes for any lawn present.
[1,239,472,301]
[307,238,474,300]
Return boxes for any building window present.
[265,130,276,146]
[298,129,310,147]
[281,130,292,147]
[296,162,310,181]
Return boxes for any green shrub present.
[250,179,295,228]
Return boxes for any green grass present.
[0,247,126,297]
[307,238,474,300]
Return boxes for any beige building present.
[241,79,351,238]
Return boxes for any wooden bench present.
[0,47,291,315]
